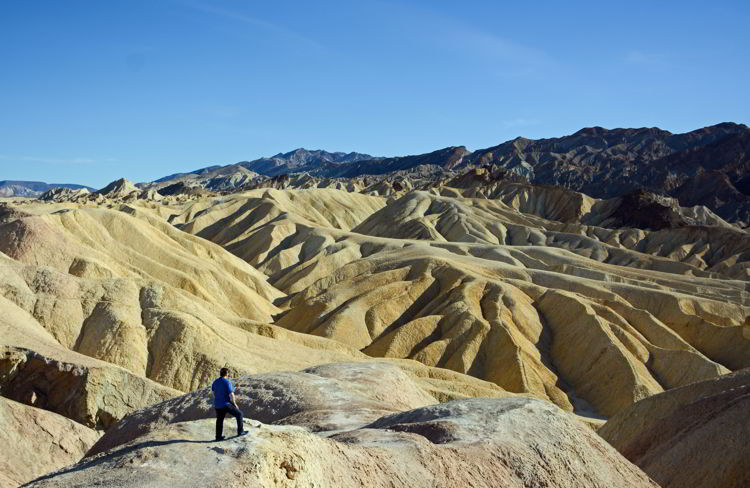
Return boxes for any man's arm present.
[230,392,238,408]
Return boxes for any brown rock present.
[599,368,750,488]
[0,397,99,488]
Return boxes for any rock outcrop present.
[0,293,179,428]
[95,178,139,197]
[27,363,658,488]
[599,368,750,488]
[38,187,91,202]
[87,362,437,455]
[0,397,100,488]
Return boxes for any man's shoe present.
[237,430,249,436]
[215,435,225,441]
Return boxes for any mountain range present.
[5,123,750,224]
[149,122,750,224]
[0,181,93,198]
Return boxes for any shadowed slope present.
[0,397,100,488]
[599,368,750,488]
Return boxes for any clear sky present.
[1,0,748,188]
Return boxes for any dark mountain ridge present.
[466,122,749,198]
[461,122,750,223]
[145,122,750,224]
[236,148,376,177]
[317,146,470,178]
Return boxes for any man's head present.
[220,367,229,377]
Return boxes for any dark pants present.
[215,404,243,439]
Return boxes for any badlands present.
[1,155,749,486]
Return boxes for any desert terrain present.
[1,125,749,487]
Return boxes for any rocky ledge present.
[27,362,657,488]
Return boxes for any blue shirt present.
[211,377,235,408]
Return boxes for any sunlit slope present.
[0,207,362,392]
[6,185,746,421]
[0,205,281,318]
[0,202,511,416]
[355,191,750,277]
[278,245,745,416]
[170,188,387,278]
[0,290,177,429]
[172,188,749,418]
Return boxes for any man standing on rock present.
[212,367,248,441]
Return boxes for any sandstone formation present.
[96,178,139,197]
[27,363,657,488]
[161,188,748,420]
[0,292,179,428]
[0,205,360,394]
[2,133,750,486]
[38,187,91,202]
[7,185,744,424]
[170,188,388,279]
[0,397,100,488]
[599,368,750,488]
[0,199,513,425]
[276,244,737,416]
[353,191,749,275]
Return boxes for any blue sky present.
[1,0,748,187]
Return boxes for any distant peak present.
[700,121,750,132]
[573,126,607,137]
[573,126,674,138]
[96,177,138,195]
[275,148,312,158]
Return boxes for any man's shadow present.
[25,437,223,485]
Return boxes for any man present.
[212,367,248,441]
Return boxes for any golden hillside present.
[1,181,748,486]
